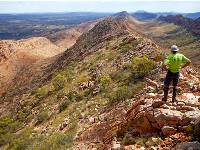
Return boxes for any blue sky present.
[0,0,200,13]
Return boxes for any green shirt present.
[164,53,190,73]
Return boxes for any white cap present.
[171,45,179,52]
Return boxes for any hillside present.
[158,15,200,36]
[47,20,100,49]
[0,12,200,150]
[0,37,63,95]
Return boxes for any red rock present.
[133,111,156,134]
[124,145,137,150]
[154,109,182,127]
[146,78,159,88]
[146,110,156,123]
[152,101,164,108]
[161,126,177,136]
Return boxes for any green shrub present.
[38,119,77,150]
[62,69,74,82]
[108,85,133,102]
[0,132,13,147]
[118,40,139,53]
[131,56,156,79]
[36,110,50,125]
[59,100,70,112]
[52,74,67,90]
[98,75,112,88]
[0,116,21,146]
[111,70,132,83]
[33,86,49,99]
[12,139,27,150]
[17,111,27,122]
[7,127,37,150]
[29,132,75,150]
[0,116,21,133]
[56,89,68,99]
[66,90,84,102]
[108,82,144,103]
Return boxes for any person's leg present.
[162,71,172,102]
[172,72,180,102]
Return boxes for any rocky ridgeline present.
[115,37,159,68]
[44,17,130,77]
[70,17,129,59]
[111,68,200,150]
[73,67,200,150]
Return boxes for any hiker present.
[162,45,191,103]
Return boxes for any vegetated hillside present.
[0,37,63,96]
[0,12,165,149]
[158,15,200,36]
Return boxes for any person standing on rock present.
[162,45,191,103]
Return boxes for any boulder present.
[133,111,155,133]
[111,141,121,150]
[161,126,177,136]
[173,141,200,150]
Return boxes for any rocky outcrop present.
[125,69,200,137]
[126,96,200,137]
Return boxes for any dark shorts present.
[164,70,180,87]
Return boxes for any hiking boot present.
[162,97,167,102]
[172,97,177,103]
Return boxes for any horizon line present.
[0,10,199,14]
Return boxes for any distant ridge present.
[159,15,200,36]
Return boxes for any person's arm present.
[182,60,191,68]
[162,64,168,71]
[181,55,191,69]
